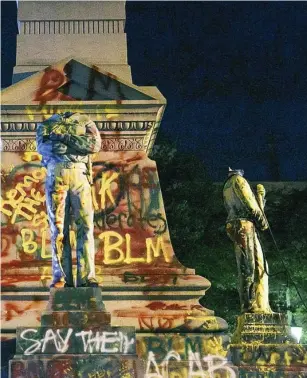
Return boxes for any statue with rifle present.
[223,168,272,314]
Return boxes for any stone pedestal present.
[9,288,141,378]
[231,313,307,377]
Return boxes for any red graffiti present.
[4,303,32,321]
[34,68,73,104]
[146,302,188,311]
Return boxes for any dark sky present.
[2,1,307,181]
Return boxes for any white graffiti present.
[75,330,135,354]
[20,328,135,356]
[145,350,236,378]
[20,328,73,355]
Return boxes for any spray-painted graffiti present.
[10,356,137,378]
[34,68,73,106]
[25,63,138,122]
[136,334,237,378]
[19,328,135,355]
[145,351,236,378]
[1,150,174,278]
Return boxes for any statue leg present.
[45,167,70,286]
[253,230,271,313]
[61,197,74,287]
[227,220,256,312]
[70,167,96,287]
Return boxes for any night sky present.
[2,1,307,181]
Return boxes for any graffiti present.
[145,351,236,378]
[1,167,46,224]
[88,372,106,378]
[92,164,167,235]
[34,68,72,106]
[19,328,135,356]
[99,231,171,265]
[138,335,228,362]
[20,328,73,355]
[99,171,120,209]
[75,330,135,354]
[123,272,178,285]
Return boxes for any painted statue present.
[36,112,101,288]
[223,168,272,313]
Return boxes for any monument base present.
[9,288,141,378]
[231,313,307,378]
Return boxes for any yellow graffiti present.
[25,102,85,121]
[31,211,48,229]
[146,236,171,264]
[91,186,99,211]
[99,231,125,265]
[1,167,47,224]
[99,231,171,265]
[99,171,119,210]
[23,151,42,162]
[88,372,106,378]
[21,229,38,254]
[21,227,77,259]
[40,266,52,285]
[21,227,51,258]
[125,233,147,264]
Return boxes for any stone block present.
[47,288,105,311]
[41,310,111,327]
[232,313,293,344]
[16,326,136,355]
[230,312,307,377]
[10,355,140,378]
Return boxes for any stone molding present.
[20,19,125,35]
[1,121,154,133]
[0,137,144,152]
[101,138,143,151]
[1,139,37,152]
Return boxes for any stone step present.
[9,354,141,378]
[238,367,307,378]
[232,313,293,344]
[239,313,288,326]
[16,326,136,355]
[231,343,307,367]
[241,324,287,334]
[237,333,293,344]
[47,287,105,311]
[41,310,111,327]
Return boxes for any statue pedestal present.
[231,313,307,377]
[9,288,141,378]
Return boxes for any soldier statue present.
[36,112,101,288]
[223,168,272,313]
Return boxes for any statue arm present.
[234,176,268,231]
[63,120,101,154]
[36,122,53,156]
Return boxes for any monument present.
[223,170,307,377]
[2,1,236,377]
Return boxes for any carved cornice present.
[1,139,37,152]
[1,121,154,133]
[101,138,143,151]
[1,137,144,152]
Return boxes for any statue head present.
[228,167,244,177]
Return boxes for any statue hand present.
[52,142,67,154]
